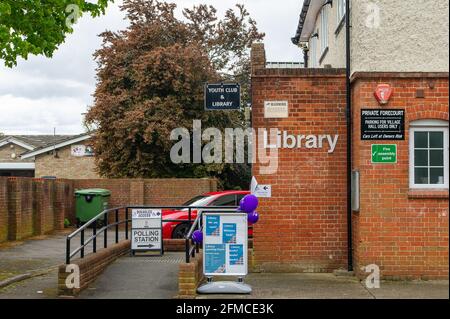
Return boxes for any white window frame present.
[409,120,449,189]
[309,35,318,67]
[320,6,329,55]
[337,0,346,24]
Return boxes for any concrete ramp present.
[78,252,183,299]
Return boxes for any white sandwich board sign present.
[131,209,163,254]
[202,212,248,276]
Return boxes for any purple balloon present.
[239,194,259,213]
[247,211,259,225]
[192,230,203,244]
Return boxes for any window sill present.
[319,47,329,65]
[335,15,346,36]
[408,189,449,199]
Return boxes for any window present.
[309,35,318,67]
[236,194,246,203]
[210,195,236,207]
[337,0,346,23]
[320,6,329,55]
[409,120,449,189]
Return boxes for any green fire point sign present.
[371,144,397,164]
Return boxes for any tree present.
[0,0,112,67]
[86,0,264,189]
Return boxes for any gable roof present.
[20,132,92,159]
[0,135,73,150]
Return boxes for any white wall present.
[307,0,449,73]
[308,1,346,68]
[351,0,449,73]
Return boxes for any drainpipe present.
[303,47,309,68]
[345,0,353,272]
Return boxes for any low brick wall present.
[178,253,204,298]
[0,177,73,242]
[164,239,185,252]
[0,177,216,243]
[58,240,131,296]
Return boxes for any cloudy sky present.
[0,0,303,135]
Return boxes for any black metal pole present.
[125,207,129,240]
[66,237,70,264]
[115,209,119,244]
[345,0,353,272]
[185,238,190,263]
[93,221,97,253]
[81,229,85,258]
[104,212,108,248]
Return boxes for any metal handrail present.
[68,206,126,239]
[65,205,239,264]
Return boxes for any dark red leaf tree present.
[86,0,264,188]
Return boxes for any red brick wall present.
[72,178,216,207]
[351,73,449,279]
[251,58,348,271]
[0,177,216,243]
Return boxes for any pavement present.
[0,229,127,299]
[0,233,448,299]
[195,273,449,299]
[78,252,182,299]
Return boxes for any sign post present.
[131,209,163,256]
[197,211,251,294]
[205,83,241,110]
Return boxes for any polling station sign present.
[131,209,162,254]
[202,212,248,276]
[205,83,241,110]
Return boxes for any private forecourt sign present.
[202,212,248,276]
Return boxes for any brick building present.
[0,133,99,179]
[251,0,448,279]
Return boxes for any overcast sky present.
[0,0,303,135]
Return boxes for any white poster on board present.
[202,212,248,276]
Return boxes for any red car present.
[162,190,250,239]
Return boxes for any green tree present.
[0,0,112,67]
[86,0,264,189]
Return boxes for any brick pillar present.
[8,178,19,240]
[54,180,70,230]
[251,43,266,74]
[0,178,8,243]
[8,178,33,240]
[33,179,55,235]
[130,180,145,205]
[209,178,218,192]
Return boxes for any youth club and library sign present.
[205,83,241,110]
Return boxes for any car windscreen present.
[182,195,211,207]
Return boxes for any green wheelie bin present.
[75,189,111,227]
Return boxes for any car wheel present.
[172,223,190,239]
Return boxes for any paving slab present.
[196,274,449,299]
[370,280,449,299]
